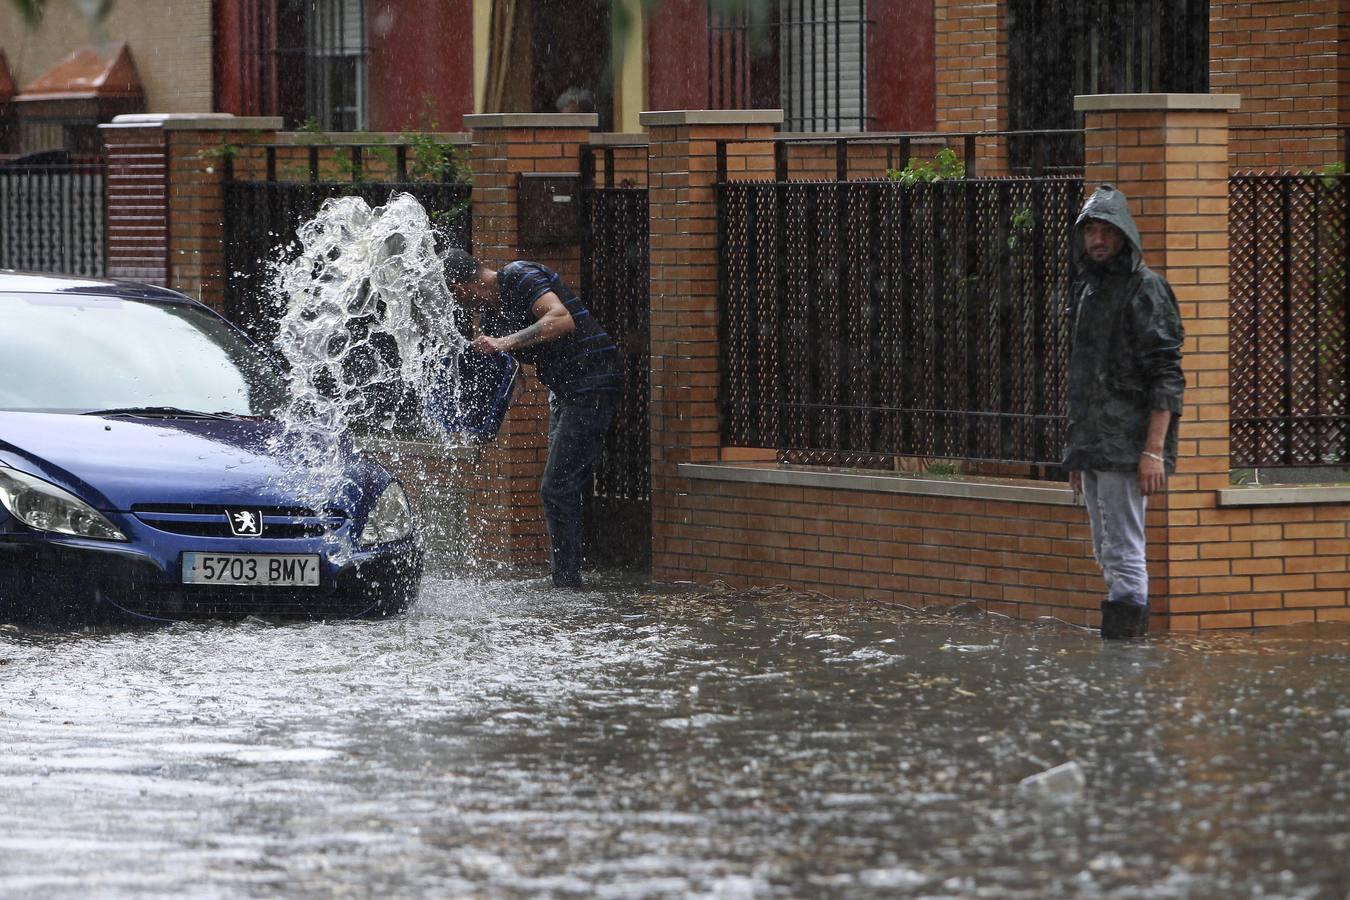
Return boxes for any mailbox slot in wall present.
[518,172,581,246]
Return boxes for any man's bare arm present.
[472,291,575,354]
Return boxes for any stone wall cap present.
[1218,484,1350,506]
[588,132,649,147]
[464,113,598,129]
[101,113,284,130]
[678,461,1078,506]
[1074,93,1241,112]
[640,109,785,127]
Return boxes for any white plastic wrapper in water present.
[1017,761,1086,803]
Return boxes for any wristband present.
[1141,451,1164,463]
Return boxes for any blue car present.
[0,272,422,623]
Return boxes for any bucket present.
[425,351,522,443]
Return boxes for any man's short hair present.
[443,248,481,285]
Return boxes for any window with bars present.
[708,0,870,133]
[236,0,368,131]
[1007,0,1208,171]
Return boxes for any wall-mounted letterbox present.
[517,172,581,246]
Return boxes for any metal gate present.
[0,154,106,276]
[579,143,651,570]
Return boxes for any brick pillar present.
[1076,93,1241,631]
[641,110,783,581]
[151,115,282,310]
[463,113,597,568]
[99,117,171,285]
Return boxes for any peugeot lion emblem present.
[227,509,264,537]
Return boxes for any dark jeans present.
[543,391,616,585]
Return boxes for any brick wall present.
[665,474,1119,623]
[464,114,597,567]
[1213,0,1347,169]
[101,123,169,284]
[160,119,281,311]
[934,0,1008,173]
[642,111,782,580]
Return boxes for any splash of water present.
[267,191,470,515]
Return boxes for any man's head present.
[443,249,493,306]
[556,87,595,114]
[1082,218,1127,264]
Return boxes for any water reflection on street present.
[2,576,1348,898]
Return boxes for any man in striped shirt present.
[444,250,621,589]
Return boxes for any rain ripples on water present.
[2,578,1348,898]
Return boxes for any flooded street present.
[2,577,1349,899]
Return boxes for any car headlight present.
[357,482,414,546]
[0,466,128,541]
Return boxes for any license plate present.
[182,553,320,587]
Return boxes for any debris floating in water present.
[1017,760,1086,803]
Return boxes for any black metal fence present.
[579,145,651,568]
[0,159,106,277]
[1230,172,1349,468]
[718,158,1082,467]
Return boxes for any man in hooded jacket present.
[1064,185,1185,639]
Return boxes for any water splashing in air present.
[266,192,470,517]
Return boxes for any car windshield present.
[0,292,287,416]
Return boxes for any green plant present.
[886,146,965,186]
[397,97,471,184]
[199,142,239,161]
[1008,207,1035,249]
[924,460,961,477]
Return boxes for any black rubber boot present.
[1100,600,1150,639]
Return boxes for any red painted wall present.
[367,0,473,132]
[646,0,708,112]
[870,0,935,131]
[213,0,246,114]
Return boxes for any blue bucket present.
[425,351,522,443]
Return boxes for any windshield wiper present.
[82,406,239,420]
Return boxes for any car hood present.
[0,411,390,512]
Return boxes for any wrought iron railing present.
[0,159,106,277]
[1230,172,1348,468]
[717,140,1081,467]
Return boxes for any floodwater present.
[2,576,1349,899]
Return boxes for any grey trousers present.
[1081,470,1149,608]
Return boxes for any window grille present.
[237,0,368,131]
[1008,0,1208,171]
[708,0,870,133]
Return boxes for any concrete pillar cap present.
[640,110,784,127]
[1074,93,1241,112]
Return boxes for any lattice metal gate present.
[718,169,1082,468]
[579,144,651,570]
[0,157,106,277]
[1230,172,1349,468]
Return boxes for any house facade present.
[3,2,1345,163]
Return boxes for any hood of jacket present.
[1072,184,1144,274]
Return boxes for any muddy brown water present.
[2,575,1348,898]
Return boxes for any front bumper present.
[0,536,423,623]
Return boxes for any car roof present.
[0,270,200,305]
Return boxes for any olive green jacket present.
[1062,185,1185,473]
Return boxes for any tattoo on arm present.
[509,319,548,349]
